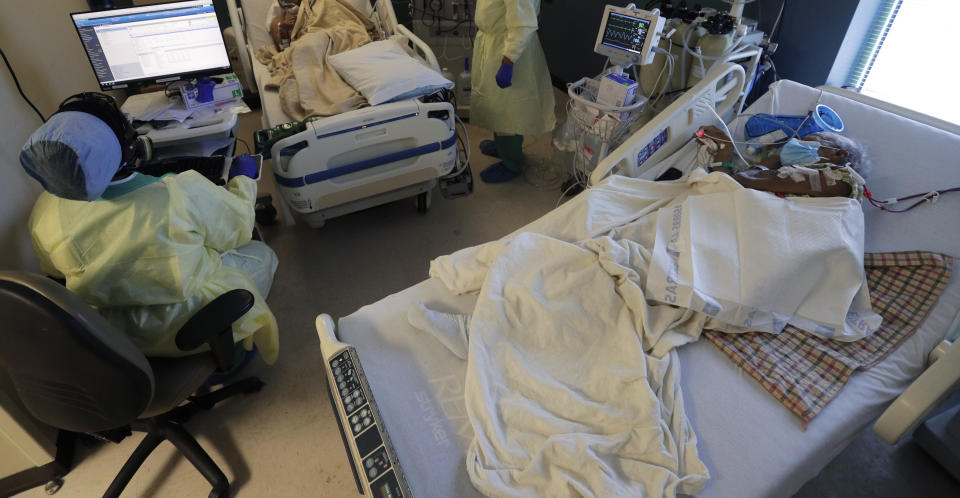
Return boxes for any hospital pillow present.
[330,39,453,106]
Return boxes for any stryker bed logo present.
[663,204,683,304]
[415,391,453,449]
[414,375,473,449]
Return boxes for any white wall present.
[0,1,97,471]
[0,0,99,271]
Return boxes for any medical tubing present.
[686,34,745,61]
[706,105,752,167]
[864,187,960,213]
[0,46,44,122]
[681,20,744,72]
[649,46,675,105]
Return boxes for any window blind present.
[845,0,903,89]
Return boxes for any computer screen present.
[71,0,231,90]
[600,11,651,55]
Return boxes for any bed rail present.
[226,0,256,96]
[395,25,441,72]
[819,86,960,137]
[589,62,746,186]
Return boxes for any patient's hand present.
[697,126,735,164]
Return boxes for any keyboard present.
[140,156,227,185]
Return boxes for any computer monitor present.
[593,5,665,67]
[71,0,231,90]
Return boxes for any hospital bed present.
[314,63,960,497]
[226,0,464,227]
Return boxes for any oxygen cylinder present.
[670,16,706,90]
[687,13,735,87]
[639,3,705,97]
[457,58,471,116]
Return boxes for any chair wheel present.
[44,478,64,495]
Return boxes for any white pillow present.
[329,39,453,105]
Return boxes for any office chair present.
[0,272,265,498]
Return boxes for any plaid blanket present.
[704,252,954,424]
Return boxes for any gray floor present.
[20,108,960,497]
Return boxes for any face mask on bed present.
[779,139,821,166]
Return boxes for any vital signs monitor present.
[594,5,665,67]
[71,0,231,90]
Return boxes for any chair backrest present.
[0,272,155,433]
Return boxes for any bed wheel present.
[415,191,431,213]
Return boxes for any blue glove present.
[495,60,513,89]
[229,153,258,180]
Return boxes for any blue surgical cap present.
[20,111,122,201]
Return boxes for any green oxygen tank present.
[687,12,736,87]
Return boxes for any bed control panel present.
[316,315,412,498]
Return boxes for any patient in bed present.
[696,125,869,200]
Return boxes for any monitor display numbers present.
[601,12,651,55]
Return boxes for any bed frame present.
[590,62,746,185]
[310,63,960,497]
[226,0,462,227]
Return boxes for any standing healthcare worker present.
[472,0,556,183]
[20,93,280,364]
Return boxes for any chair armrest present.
[175,289,255,371]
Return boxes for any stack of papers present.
[121,91,249,124]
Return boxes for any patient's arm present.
[732,169,853,197]
[696,126,735,166]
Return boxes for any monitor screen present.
[71,0,230,90]
[600,11,651,55]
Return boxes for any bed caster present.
[415,191,432,213]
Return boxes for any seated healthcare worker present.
[20,93,280,364]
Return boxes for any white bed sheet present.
[337,80,960,497]
[341,271,959,498]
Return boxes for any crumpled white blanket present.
[256,0,373,119]
[426,171,878,497]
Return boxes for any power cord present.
[236,137,252,154]
[0,46,44,122]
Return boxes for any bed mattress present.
[336,80,960,497]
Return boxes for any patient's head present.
[802,132,871,178]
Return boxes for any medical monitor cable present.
[0,46,45,123]
[704,105,752,167]
[236,138,252,154]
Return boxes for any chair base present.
[103,377,264,498]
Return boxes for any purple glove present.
[229,153,258,180]
[495,60,513,89]
[196,77,216,103]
